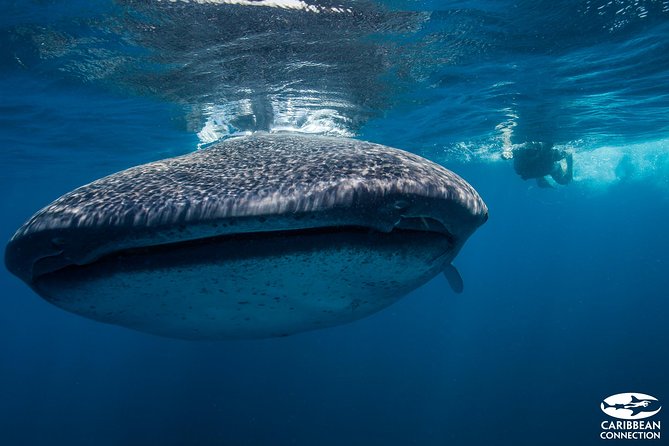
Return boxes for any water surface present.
[1,1,668,445]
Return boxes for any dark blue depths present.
[1,1,668,445]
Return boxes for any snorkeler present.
[506,141,573,187]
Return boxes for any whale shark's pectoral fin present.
[443,264,464,294]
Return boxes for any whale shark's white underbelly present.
[35,229,453,339]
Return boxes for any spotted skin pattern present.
[5,133,488,339]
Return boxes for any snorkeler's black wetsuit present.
[512,142,560,180]
[512,141,572,186]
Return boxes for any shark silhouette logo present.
[601,393,662,420]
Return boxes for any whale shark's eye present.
[51,238,66,249]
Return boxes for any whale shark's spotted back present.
[12,133,485,239]
[5,133,487,339]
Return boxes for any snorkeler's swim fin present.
[443,264,464,293]
[565,152,574,181]
[536,176,554,188]
[550,153,573,185]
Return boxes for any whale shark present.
[5,133,487,339]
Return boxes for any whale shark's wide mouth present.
[34,221,456,281]
[26,217,457,283]
[100,223,456,260]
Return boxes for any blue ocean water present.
[1,1,668,445]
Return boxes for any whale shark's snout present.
[5,133,487,339]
